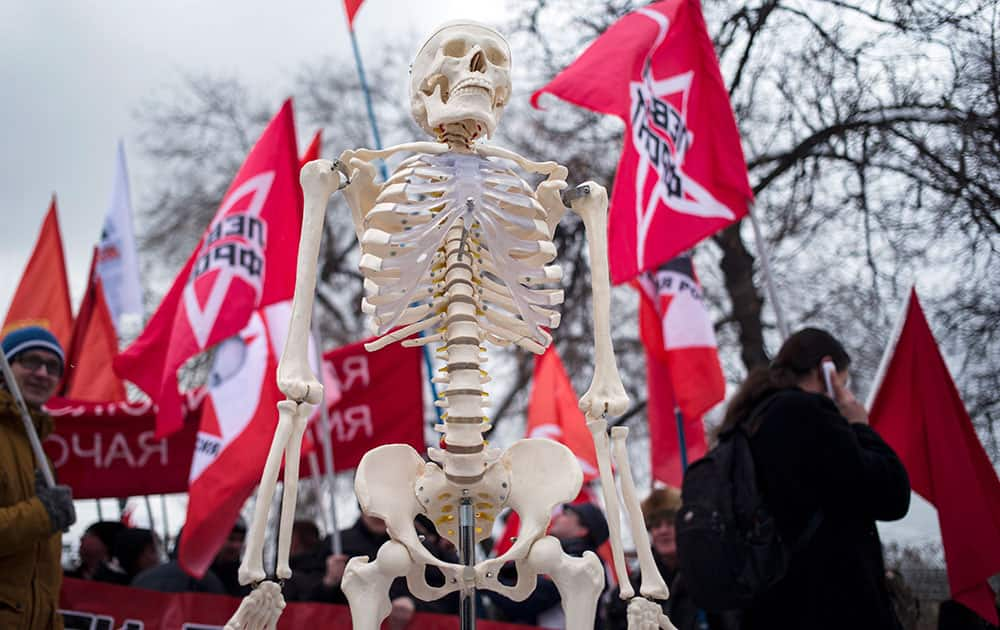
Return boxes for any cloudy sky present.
[3,1,942,550]
[0,0,507,312]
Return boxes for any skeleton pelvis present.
[354,438,581,553]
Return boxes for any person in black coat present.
[717,327,911,630]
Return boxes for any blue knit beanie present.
[2,326,65,368]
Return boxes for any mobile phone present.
[821,360,836,398]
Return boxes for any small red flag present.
[63,248,126,402]
[115,100,303,438]
[3,197,74,349]
[869,290,1000,625]
[526,346,599,481]
[532,0,752,284]
[344,0,365,28]
[300,130,322,167]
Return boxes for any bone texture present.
[230,20,673,630]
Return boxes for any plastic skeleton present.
[227,21,677,630]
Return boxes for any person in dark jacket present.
[131,526,226,594]
[605,487,700,630]
[489,502,610,628]
[717,327,911,630]
[65,520,127,580]
[94,527,161,585]
[1,327,76,629]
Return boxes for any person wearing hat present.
[1,325,77,629]
[490,502,611,628]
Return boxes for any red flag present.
[3,197,74,349]
[636,253,725,420]
[300,130,322,167]
[344,0,365,28]
[526,347,599,481]
[531,0,752,284]
[869,290,1000,625]
[635,254,719,485]
[180,303,286,578]
[115,100,302,438]
[63,248,126,401]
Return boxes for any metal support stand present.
[459,497,476,630]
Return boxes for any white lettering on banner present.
[47,432,172,470]
[104,433,137,468]
[137,432,168,467]
[61,609,145,629]
[330,405,374,442]
[72,434,102,468]
[45,435,69,468]
[327,355,371,393]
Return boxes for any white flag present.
[96,140,143,332]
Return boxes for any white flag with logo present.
[96,140,143,332]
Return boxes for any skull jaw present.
[420,90,500,140]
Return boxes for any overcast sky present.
[0,0,507,312]
[2,1,943,551]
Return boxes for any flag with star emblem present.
[531,0,753,284]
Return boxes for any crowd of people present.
[2,325,997,629]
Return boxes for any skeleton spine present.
[439,221,488,483]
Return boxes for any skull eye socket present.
[485,45,508,67]
[442,39,469,58]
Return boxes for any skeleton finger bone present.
[611,427,670,600]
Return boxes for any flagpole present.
[674,406,690,474]
[747,203,789,340]
[310,324,342,556]
[344,16,443,425]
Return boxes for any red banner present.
[60,578,533,629]
[44,336,425,499]
[43,395,203,500]
[305,337,427,474]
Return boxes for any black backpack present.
[675,395,821,611]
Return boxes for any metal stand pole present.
[747,204,790,340]
[459,496,477,629]
[309,324,342,555]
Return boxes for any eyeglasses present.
[15,355,63,378]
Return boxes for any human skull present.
[410,21,512,139]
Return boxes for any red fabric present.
[115,100,302,438]
[63,248,126,401]
[344,0,365,27]
[300,129,322,166]
[3,197,74,349]
[42,395,202,499]
[637,283,707,487]
[531,0,752,284]
[60,578,536,629]
[635,254,725,420]
[301,336,425,475]
[180,305,287,578]
[526,347,599,481]
[870,290,1000,624]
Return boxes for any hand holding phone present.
[821,360,836,399]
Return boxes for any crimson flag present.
[344,0,365,28]
[180,303,287,578]
[115,100,302,438]
[869,290,1000,624]
[63,248,126,401]
[531,0,752,284]
[3,197,74,349]
[300,130,322,167]
[635,254,721,485]
[526,347,599,481]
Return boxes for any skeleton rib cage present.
[361,152,564,353]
